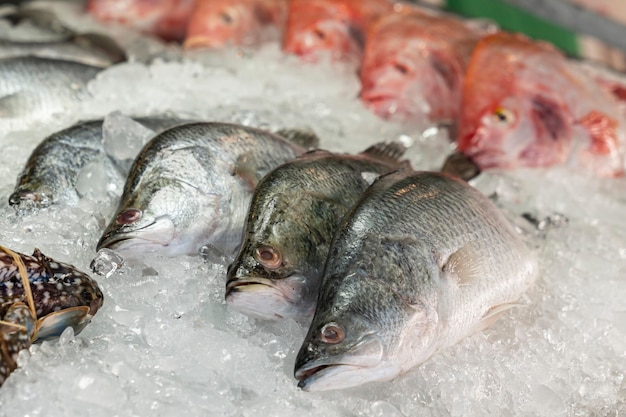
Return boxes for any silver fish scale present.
[0,57,100,128]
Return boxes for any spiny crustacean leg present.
[0,302,35,386]
[0,245,37,386]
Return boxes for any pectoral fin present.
[442,242,486,286]
[476,303,523,332]
[233,152,263,190]
[275,128,319,149]
[34,306,91,341]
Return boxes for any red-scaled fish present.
[359,6,482,123]
[86,0,195,41]
[282,0,393,63]
[184,0,288,49]
[457,32,626,177]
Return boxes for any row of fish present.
[0,246,103,385]
[8,111,537,390]
[86,0,626,177]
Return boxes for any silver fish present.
[96,122,317,260]
[226,143,409,321]
[0,33,126,67]
[0,56,101,131]
[294,171,537,391]
[0,246,104,385]
[9,116,190,212]
[0,8,74,43]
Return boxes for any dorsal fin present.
[360,142,408,167]
[275,128,320,149]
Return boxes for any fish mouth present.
[295,364,364,391]
[225,275,311,320]
[96,216,176,255]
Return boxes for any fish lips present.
[96,216,177,256]
[225,274,311,320]
[294,335,385,392]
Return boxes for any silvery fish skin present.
[0,247,104,385]
[295,171,537,391]
[9,117,190,212]
[226,143,408,321]
[0,33,126,67]
[96,122,312,259]
[0,56,101,131]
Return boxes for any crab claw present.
[34,306,92,342]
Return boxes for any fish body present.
[226,143,408,321]
[0,56,101,131]
[0,247,104,385]
[359,7,480,123]
[283,0,393,62]
[86,0,195,41]
[294,171,537,391]
[9,116,188,212]
[457,32,626,177]
[0,33,126,67]
[96,122,313,260]
[184,0,287,49]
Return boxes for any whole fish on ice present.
[184,0,288,49]
[226,142,408,321]
[0,56,101,132]
[283,0,393,63]
[0,246,104,385]
[9,115,188,212]
[359,6,482,123]
[295,170,537,391]
[86,0,195,41]
[96,122,317,260]
[457,32,626,177]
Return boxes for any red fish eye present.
[220,11,234,24]
[255,245,282,269]
[320,322,345,344]
[116,208,142,225]
[313,28,326,40]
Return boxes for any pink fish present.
[86,0,195,41]
[183,0,287,49]
[282,0,393,63]
[457,32,625,177]
[359,6,481,123]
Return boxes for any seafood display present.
[0,1,623,415]
[96,123,317,260]
[294,171,537,391]
[0,246,103,385]
[226,142,408,321]
[457,32,626,177]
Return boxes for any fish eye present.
[313,28,327,40]
[320,322,345,344]
[255,245,282,269]
[220,10,234,25]
[493,107,515,124]
[393,61,409,75]
[116,208,142,225]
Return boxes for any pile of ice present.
[0,2,623,416]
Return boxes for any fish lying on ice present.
[86,0,195,41]
[359,6,482,123]
[9,115,189,212]
[295,170,537,391]
[0,246,104,385]
[96,122,317,260]
[226,142,409,321]
[0,56,101,132]
[457,32,626,177]
[184,0,288,49]
[283,0,393,63]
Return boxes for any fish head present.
[457,33,573,170]
[283,1,362,62]
[226,185,327,320]
[97,178,208,259]
[294,269,438,391]
[8,184,54,212]
[184,1,261,48]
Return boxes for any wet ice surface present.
[0,2,625,417]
